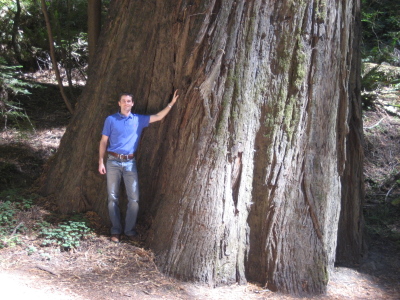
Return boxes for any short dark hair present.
[119,93,133,100]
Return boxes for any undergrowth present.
[364,199,400,250]
[0,188,94,252]
[0,58,37,130]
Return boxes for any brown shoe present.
[125,231,138,241]
[110,234,120,243]
[125,235,135,241]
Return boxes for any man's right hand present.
[99,163,106,175]
[99,135,109,175]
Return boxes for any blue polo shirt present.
[102,113,150,154]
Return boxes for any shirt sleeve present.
[140,115,150,128]
[101,116,112,137]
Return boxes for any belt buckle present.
[118,153,126,160]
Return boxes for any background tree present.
[361,0,400,64]
[0,0,44,68]
[0,0,89,71]
[40,0,363,295]
[11,0,22,64]
[1,0,110,77]
[88,0,102,68]
[40,0,74,114]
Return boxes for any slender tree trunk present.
[11,0,22,64]
[40,0,363,295]
[40,0,74,114]
[65,0,74,90]
[88,0,102,68]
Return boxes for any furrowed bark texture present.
[41,0,362,295]
[335,0,365,266]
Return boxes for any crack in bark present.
[301,161,323,242]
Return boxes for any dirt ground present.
[0,238,398,300]
[0,70,399,299]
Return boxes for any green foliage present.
[0,201,17,232]
[362,64,387,91]
[0,189,35,212]
[0,0,110,72]
[26,245,37,255]
[0,189,34,249]
[0,64,30,95]
[361,0,400,64]
[40,221,92,250]
[0,189,94,251]
[0,57,36,129]
[361,63,400,109]
[0,0,47,64]
[364,202,400,248]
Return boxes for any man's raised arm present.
[149,90,179,123]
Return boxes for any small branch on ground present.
[11,222,24,236]
[35,265,59,277]
[364,117,385,129]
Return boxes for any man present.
[99,90,179,243]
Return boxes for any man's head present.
[119,93,133,100]
[118,93,134,115]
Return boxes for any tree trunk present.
[336,0,365,265]
[88,0,102,68]
[11,0,22,64]
[40,0,363,295]
[40,0,74,114]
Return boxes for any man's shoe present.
[125,231,138,241]
[110,234,120,243]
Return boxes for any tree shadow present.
[335,218,400,298]
[0,143,45,191]
[356,221,400,297]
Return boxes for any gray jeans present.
[106,155,139,236]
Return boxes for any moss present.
[265,77,302,145]
[294,38,307,89]
[316,0,327,21]
[231,107,239,120]
[284,96,301,142]
[283,97,294,132]
[277,33,298,74]
[232,74,241,103]
[216,94,231,136]
[291,0,307,10]
[279,47,292,73]
[276,84,288,121]
[316,258,329,285]
[245,16,257,54]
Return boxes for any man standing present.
[98,90,179,242]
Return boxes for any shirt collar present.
[118,112,133,119]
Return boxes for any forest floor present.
[0,67,399,299]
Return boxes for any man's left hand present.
[169,89,179,107]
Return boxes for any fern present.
[0,58,35,129]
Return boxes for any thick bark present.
[336,0,365,265]
[41,0,363,295]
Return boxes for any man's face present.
[118,95,134,113]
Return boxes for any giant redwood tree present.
[41,0,363,295]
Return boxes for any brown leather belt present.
[108,152,135,160]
